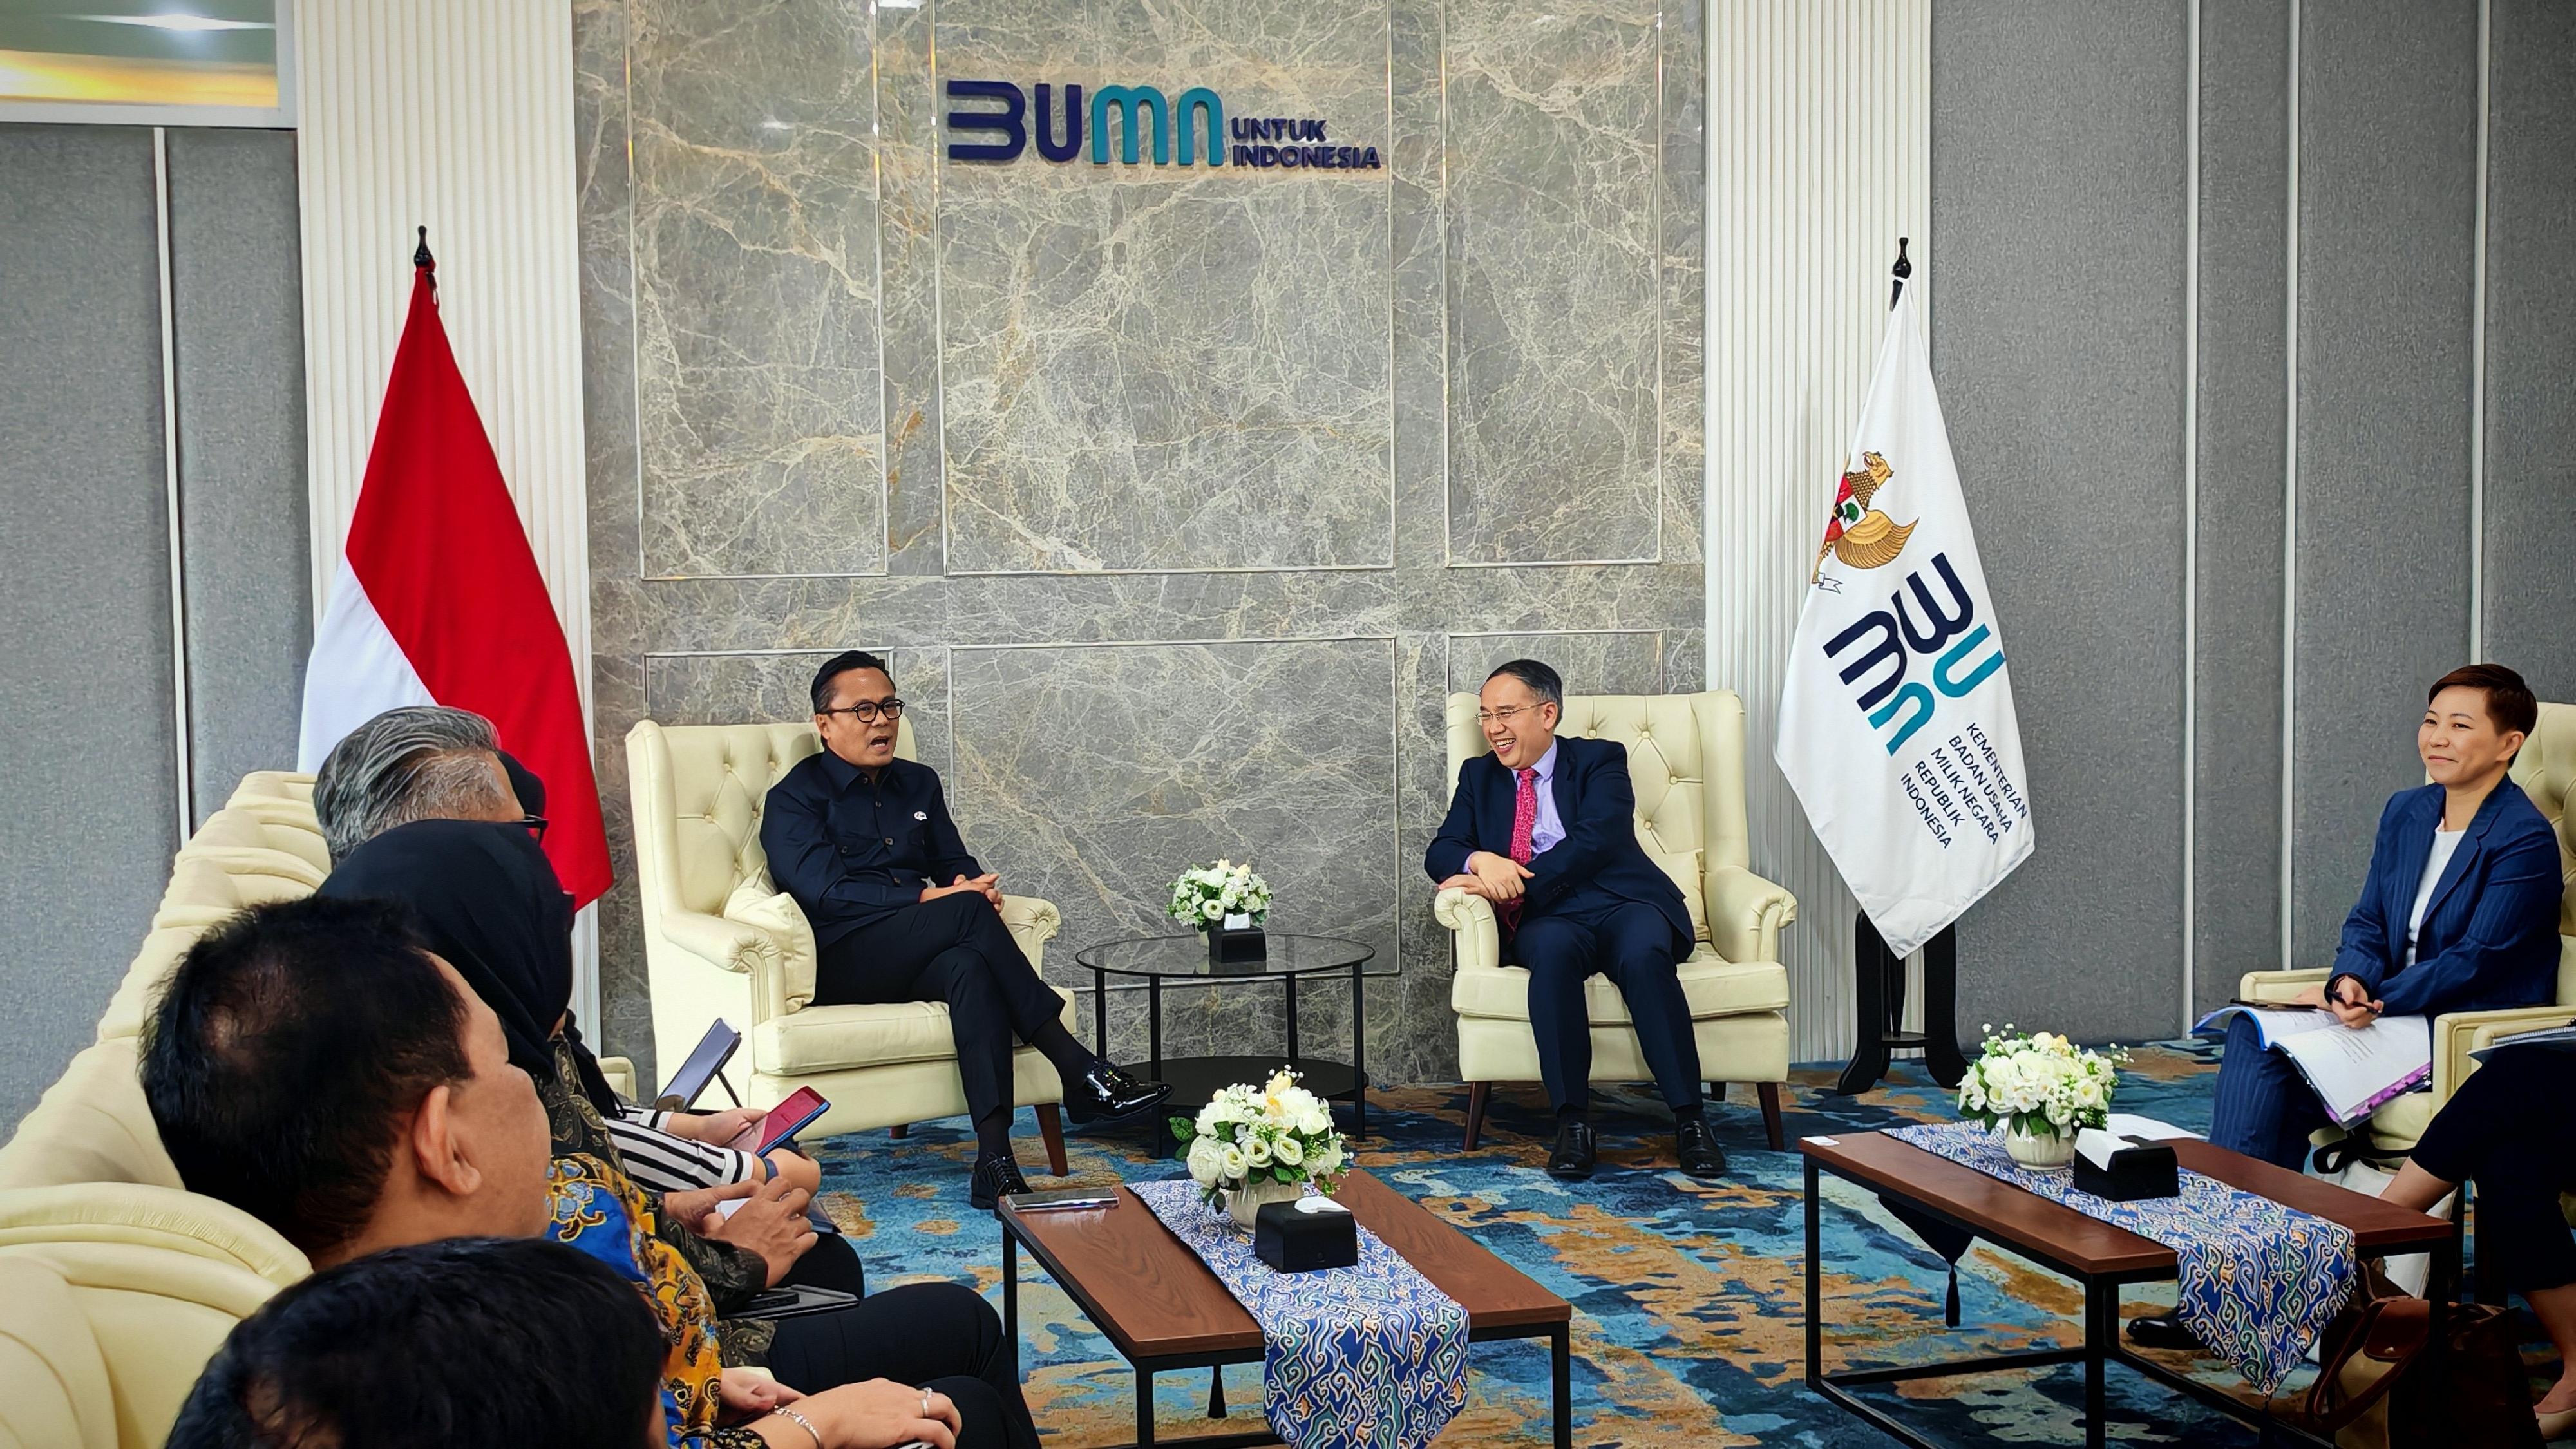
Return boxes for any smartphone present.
[656,1020,741,1109]
[736,1284,858,1321]
[1003,1186,1120,1213]
[730,1086,828,1155]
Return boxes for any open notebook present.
[2193,1005,2431,1127]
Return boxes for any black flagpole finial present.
[1890,236,1911,309]
[414,225,435,270]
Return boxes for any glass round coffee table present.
[1072,933,1376,1138]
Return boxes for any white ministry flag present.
[1777,286,2033,956]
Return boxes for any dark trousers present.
[766,1282,1037,1449]
[2206,1014,2334,1170]
[2412,1045,2576,1296]
[1512,891,1702,1117]
[816,894,1065,1127]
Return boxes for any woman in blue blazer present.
[2133,663,2559,1347]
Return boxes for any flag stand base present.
[1832,913,1967,1095]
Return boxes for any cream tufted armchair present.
[1437,690,1797,1150]
[2239,699,2576,1155]
[625,720,1072,1167]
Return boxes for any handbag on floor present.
[2277,1262,2541,1449]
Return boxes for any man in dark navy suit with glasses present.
[762,649,1169,1209]
[1427,659,1725,1182]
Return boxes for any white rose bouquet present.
[1171,1067,1348,1208]
[1957,1025,2128,1137]
[1167,858,1271,929]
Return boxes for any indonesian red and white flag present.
[296,255,612,906]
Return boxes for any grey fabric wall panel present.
[2480,0,2576,704]
[2290,3,2480,965]
[1931,0,2192,1045]
[167,129,310,822]
[2192,0,2292,1012]
[0,126,179,1128]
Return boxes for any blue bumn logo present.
[944,80,1381,172]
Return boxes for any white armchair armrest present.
[999,893,1062,967]
[2237,968,2330,1003]
[2438,1004,2576,1099]
[1433,886,1501,972]
[663,907,806,1021]
[1705,865,1795,966]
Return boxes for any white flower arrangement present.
[1166,858,1271,929]
[1171,1067,1348,1207]
[1957,1025,2128,1137]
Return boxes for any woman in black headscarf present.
[318,817,867,1312]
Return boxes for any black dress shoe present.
[2125,1310,2206,1352]
[1675,1112,1727,1180]
[1546,1119,1598,1180]
[1065,1061,1173,1125]
[969,1152,1033,1212]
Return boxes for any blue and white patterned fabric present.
[1889,1121,2356,1392]
[1130,1179,1470,1449]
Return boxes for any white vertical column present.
[1706,0,1933,1063]
[294,0,600,1025]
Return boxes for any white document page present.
[2193,1003,2342,1048]
[2269,1015,2432,1127]
[2104,1113,2197,1141]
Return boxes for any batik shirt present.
[545,1036,775,1363]
[547,1155,771,1449]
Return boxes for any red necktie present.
[1497,767,1537,933]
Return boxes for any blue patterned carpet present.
[799,1044,2530,1447]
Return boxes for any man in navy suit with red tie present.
[1426,660,1727,1181]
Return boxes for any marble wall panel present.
[934,0,1394,575]
[1443,629,1674,698]
[945,639,1407,1069]
[630,0,886,579]
[1443,0,1665,565]
[578,0,1709,1086]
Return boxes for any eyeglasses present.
[522,813,549,843]
[820,699,905,724]
[1476,705,1549,727]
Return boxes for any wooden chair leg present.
[1463,1082,1492,1151]
[888,1124,908,1139]
[1036,1103,1069,1176]
[1757,1082,1786,1151]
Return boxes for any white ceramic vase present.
[1224,1177,1304,1229]
[2003,1121,2077,1170]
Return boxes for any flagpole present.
[1831,236,1969,1097]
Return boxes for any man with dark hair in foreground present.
[144,896,1038,1449]
[762,649,1170,1209]
[167,1236,669,1448]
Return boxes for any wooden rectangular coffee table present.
[999,1168,1573,1449]
[1802,1131,2459,1449]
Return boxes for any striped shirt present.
[600,1105,762,1195]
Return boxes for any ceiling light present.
[79,14,277,33]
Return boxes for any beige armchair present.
[625,721,1072,1168]
[2238,699,2576,1153]
[1438,690,1797,1150]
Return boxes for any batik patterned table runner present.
[1129,1179,1469,1449]
[1888,1121,2356,1392]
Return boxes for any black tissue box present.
[1255,1197,1357,1273]
[2071,1130,2180,1201]
[1208,925,1267,965]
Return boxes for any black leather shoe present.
[2125,1310,2206,1352]
[1546,1119,1597,1180]
[1675,1112,1727,1180]
[1065,1061,1173,1126]
[969,1152,1032,1212]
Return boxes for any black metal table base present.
[1004,1226,1571,1449]
[1803,1156,2458,1449]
